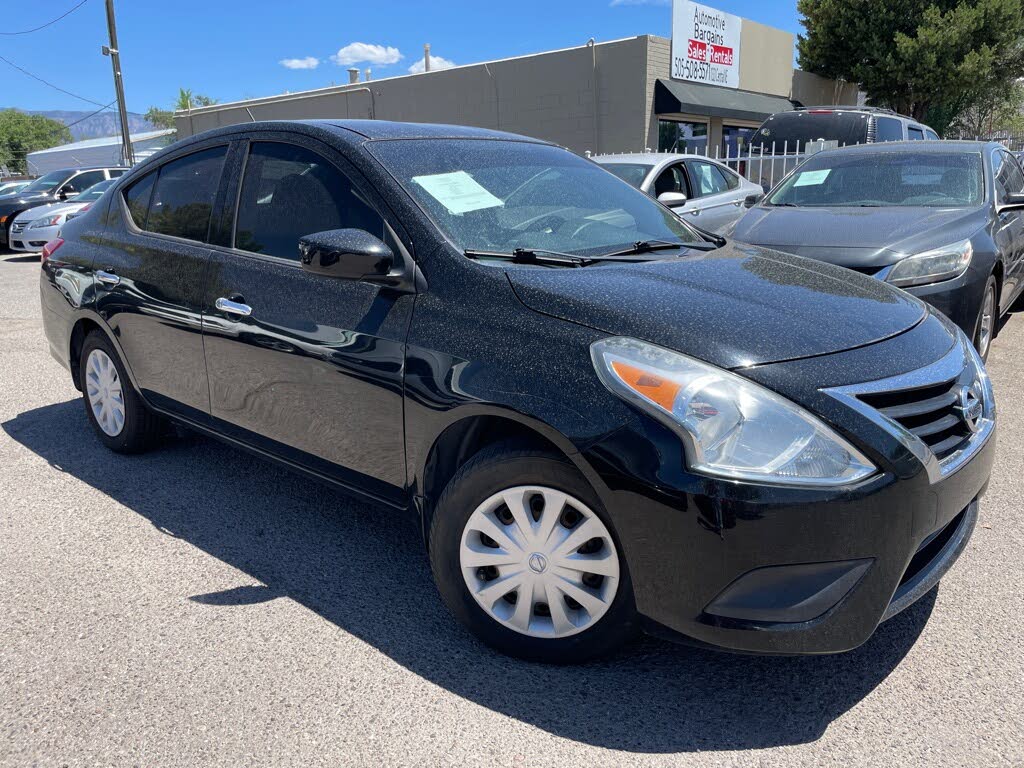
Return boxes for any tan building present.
[175,33,857,157]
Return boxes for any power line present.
[0,53,109,108]
[62,100,118,129]
[1,0,91,35]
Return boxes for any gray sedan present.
[594,152,763,233]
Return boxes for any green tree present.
[174,88,218,111]
[0,109,72,175]
[948,79,1024,137]
[144,106,175,129]
[797,0,1024,134]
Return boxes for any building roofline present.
[174,36,648,117]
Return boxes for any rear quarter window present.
[753,111,870,152]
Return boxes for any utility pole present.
[102,0,135,166]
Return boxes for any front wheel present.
[974,275,998,362]
[429,444,638,663]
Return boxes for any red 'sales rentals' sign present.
[672,1,742,88]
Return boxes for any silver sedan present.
[593,152,763,233]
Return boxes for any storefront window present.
[659,120,708,154]
[722,125,756,158]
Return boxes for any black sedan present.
[39,121,995,662]
[732,141,1024,360]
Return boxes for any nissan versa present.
[40,121,995,663]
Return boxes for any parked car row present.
[39,119,995,664]
[0,166,126,250]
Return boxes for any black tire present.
[428,443,639,663]
[973,275,998,362]
[78,330,163,453]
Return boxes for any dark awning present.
[655,79,796,123]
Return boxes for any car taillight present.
[40,238,64,263]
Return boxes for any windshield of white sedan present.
[769,151,984,208]
[599,163,652,189]
[368,140,701,258]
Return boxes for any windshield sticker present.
[412,171,504,214]
[793,169,832,187]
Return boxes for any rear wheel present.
[974,275,997,362]
[79,331,163,453]
[429,444,638,663]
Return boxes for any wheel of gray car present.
[428,443,639,663]
[974,275,998,362]
[79,331,164,453]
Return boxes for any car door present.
[992,148,1024,308]
[683,159,746,232]
[648,162,691,214]
[200,135,413,505]
[92,143,229,422]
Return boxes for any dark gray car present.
[732,141,1024,359]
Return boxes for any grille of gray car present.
[11,222,26,235]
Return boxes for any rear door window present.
[233,141,383,260]
[908,127,926,141]
[146,146,227,242]
[123,171,157,229]
[875,117,904,142]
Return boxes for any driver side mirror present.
[57,188,75,200]
[657,191,688,207]
[299,228,394,281]
[743,193,763,208]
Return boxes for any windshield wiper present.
[464,248,591,267]
[599,239,718,258]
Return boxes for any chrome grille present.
[823,335,994,483]
[11,222,26,235]
[857,377,972,461]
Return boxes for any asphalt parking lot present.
[1,251,1022,767]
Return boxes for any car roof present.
[44,165,128,174]
[174,119,550,150]
[594,152,719,165]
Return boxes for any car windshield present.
[598,162,653,189]
[752,111,870,153]
[768,151,985,208]
[367,139,702,259]
[18,169,68,194]
[76,179,114,202]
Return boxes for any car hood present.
[506,242,926,370]
[0,191,54,212]
[13,200,84,223]
[734,206,988,268]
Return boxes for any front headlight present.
[29,214,64,229]
[591,337,876,486]
[886,239,972,288]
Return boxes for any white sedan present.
[8,179,116,253]
[593,152,763,234]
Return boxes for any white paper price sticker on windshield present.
[793,169,831,187]
[412,171,504,214]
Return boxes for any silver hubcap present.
[459,486,620,639]
[979,286,996,358]
[85,349,125,437]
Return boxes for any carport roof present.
[655,79,796,123]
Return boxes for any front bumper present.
[580,318,994,655]
[9,223,59,253]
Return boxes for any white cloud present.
[279,56,320,70]
[610,0,670,5]
[407,54,457,74]
[330,42,403,66]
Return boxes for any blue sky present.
[2,0,801,114]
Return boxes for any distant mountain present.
[4,108,158,141]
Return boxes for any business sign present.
[671,1,742,89]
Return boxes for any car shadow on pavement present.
[3,399,936,754]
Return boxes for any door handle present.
[95,270,120,286]
[215,297,253,317]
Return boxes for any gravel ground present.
[1,252,1022,767]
